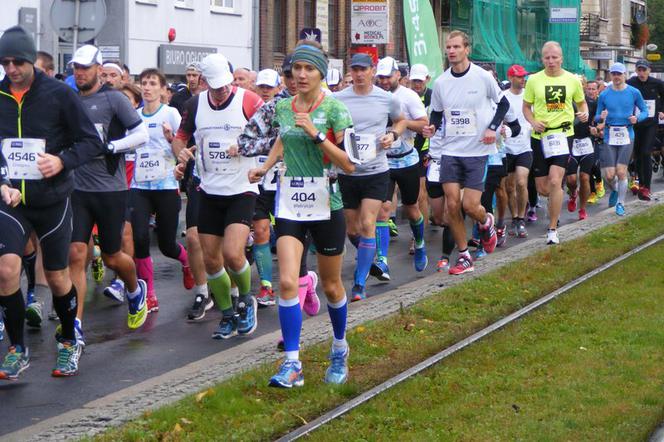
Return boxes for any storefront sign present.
[351,0,389,45]
[549,7,578,23]
[158,44,217,76]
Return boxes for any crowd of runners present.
[0,26,662,388]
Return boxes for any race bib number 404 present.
[275,175,330,221]
[1,138,45,180]
[444,109,477,137]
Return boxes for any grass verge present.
[312,242,664,441]
[97,205,664,441]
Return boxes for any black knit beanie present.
[0,26,37,64]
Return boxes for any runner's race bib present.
[275,174,330,221]
[608,126,630,146]
[134,147,168,182]
[541,133,569,158]
[2,138,45,180]
[258,156,281,192]
[426,158,441,183]
[444,109,477,137]
[646,100,656,118]
[353,132,377,163]
[572,137,594,156]
[200,137,237,175]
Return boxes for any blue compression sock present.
[253,242,273,286]
[279,297,302,353]
[354,237,376,286]
[327,295,348,341]
[375,221,390,263]
[410,214,425,248]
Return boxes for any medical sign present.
[351,0,389,45]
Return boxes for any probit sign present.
[350,0,389,45]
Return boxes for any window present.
[175,0,194,9]
[273,0,287,54]
[328,0,337,55]
[303,0,315,28]
[211,0,235,13]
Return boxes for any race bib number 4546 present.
[2,138,45,180]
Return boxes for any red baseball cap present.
[507,65,528,77]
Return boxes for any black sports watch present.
[388,130,399,141]
[312,131,326,144]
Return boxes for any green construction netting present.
[450,0,596,79]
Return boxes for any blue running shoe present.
[269,359,304,388]
[212,314,238,340]
[237,295,257,336]
[103,279,125,303]
[608,190,618,208]
[474,247,487,260]
[0,345,29,380]
[324,346,349,384]
[51,338,81,377]
[127,280,148,330]
[615,202,625,216]
[414,245,428,272]
[351,284,366,302]
[370,260,390,281]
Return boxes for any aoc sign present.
[351,0,389,45]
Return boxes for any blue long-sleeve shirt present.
[595,85,648,144]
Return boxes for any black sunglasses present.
[0,58,27,68]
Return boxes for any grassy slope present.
[313,243,664,441]
[97,205,664,442]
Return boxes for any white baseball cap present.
[376,56,398,77]
[409,64,429,81]
[200,53,234,89]
[326,68,341,86]
[256,69,281,88]
[69,44,103,67]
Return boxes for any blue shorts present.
[440,155,488,191]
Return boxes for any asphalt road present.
[0,180,660,436]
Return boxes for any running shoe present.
[276,338,284,352]
[615,202,626,216]
[387,218,399,237]
[351,284,366,302]
[182,265,195,290]
[237,296,258,335]
[496,226,507,248]
[324,346,349,384]
[449,255,474,275]
[26,289,35,305]
[436,256,450,273]
[546,229,560,245]
[269,359,304,388]
[630,179,639,195]
[408,238,415,255]
[147,292,159,313]
[474,247,487,260]
[480,213,497,254]
[55,317,85,347]
[212,314,238,340]
[0,319,4,341]
[187,293,213,321]
[127,279,148,329]
[653,157,661,173]
[0,345,29,380]
[303,271,320,316]
[596,181,605,199]
[516,220,528,238]
[51,338,81,377]
[527,208,537,222]
[507,219,517,237]
[256,285,276,307]
[370,260,390,281]
[567,191,577,212]
[91,256,104,283]
[414,245,428,272]
[578,208,588,220]
[467,237,481,249]
[587,192,598,204]
[48,306,58,321]
[103,279,125,303]
[638,186,652,201]
[608,190,618,208]
[25,301,42,329]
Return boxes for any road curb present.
[8,195,663,442]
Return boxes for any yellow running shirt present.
[523,69,585,140]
